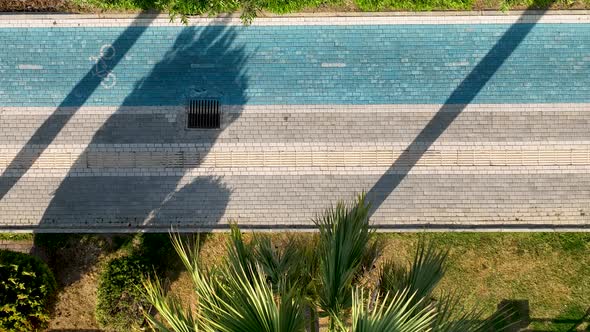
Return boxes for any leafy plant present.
[351,288,436,332]
[314,193,373,328]
[0,250,57,332]
[143,232,308,332]
[94,232,185,331]
[96,255,152,331]
[143,194,515,332]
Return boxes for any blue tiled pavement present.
[1,24,589,107]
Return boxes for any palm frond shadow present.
[366,7,555,229]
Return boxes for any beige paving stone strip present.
[1,11,590,27]
[2,104,590,171]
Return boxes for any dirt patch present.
[48,266,102,331]
[297,0,360,13]
[0,0,74,12]
[0,239,33,254]
[34,234,131,330]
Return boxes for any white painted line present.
[2,103,590,115]
[17,64,43,70]
[321,62,346,68]
[191,63,216,68]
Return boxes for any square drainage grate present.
[187,99,221,129]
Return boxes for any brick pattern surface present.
[1,171,589,230]
[2,106,590,145]
[0,16,590,230]
[1,25,590,106]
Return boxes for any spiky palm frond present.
[379,240,448,309]
[354,237,385,286]
[253,234,302,292]
[290,235,320,296]
[431,292,517,332]
[205,226,307,332]
[199,262,306,332]
[314,193,373,326]
[378,259,408,295]
[226,223,257,281]
[406,241,448,305]
[250,233,321,332]
[144,230,307,332]
[142,232,210,332]
[431,292,490,332]
[351,288,436,332]
[142,275,199,332]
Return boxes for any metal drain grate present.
[187,99,220,129]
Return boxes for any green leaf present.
[314,193,374,328]
[351,288,436,332]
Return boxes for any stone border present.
[4,165,590,177]
[1,11,590,27]
[1,224,588,233]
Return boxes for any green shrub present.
[136,233,184,277]
[355,0,472,11]
[96,255,152,331]
[0,250,57,332]
[95,233,183,331]
[0,233,33,241]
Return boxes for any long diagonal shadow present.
[366,9,552,220]
[36,21,249,232]
[0,13,156,201]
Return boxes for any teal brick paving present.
[1,24,590,106]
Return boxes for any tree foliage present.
[0,250,57,332]
[96,255,153,331]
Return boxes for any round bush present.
[96,255,151,331]
[0,250,57,332]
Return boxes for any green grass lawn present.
[374,233,590,331]
[70,0,590,12]
[0,232,33,241]
[192,232,589,331]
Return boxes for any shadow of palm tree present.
[365,9,562,229]
[38,22,249,231]
[0,13,157,202]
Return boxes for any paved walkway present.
[0,13,589,231]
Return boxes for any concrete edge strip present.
[5,165,590,177]
[2,224,589,233]
[4,141,590,150]
[3,103,590,115]
[1,13,590,27]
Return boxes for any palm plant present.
[143,229,307,332]
[313,193,374,329]
[351,289,436,332]
[142,194,514,332]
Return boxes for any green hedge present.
[95,233,184,331]
[96,255,152,331]
[0,250,57,332]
